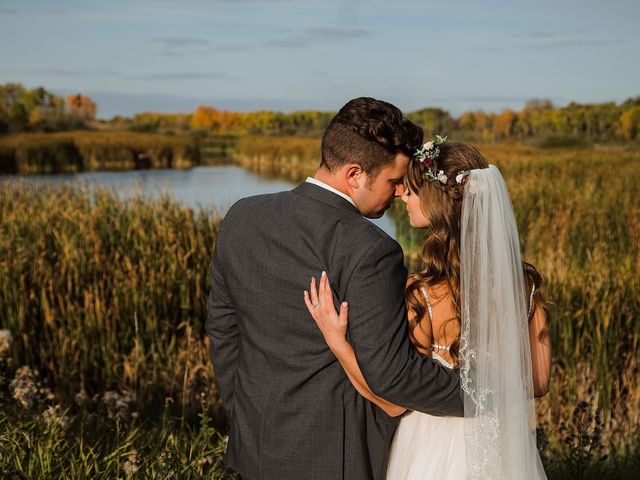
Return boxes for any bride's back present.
[405,277,460,368]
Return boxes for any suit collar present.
[305,177,356,208]
[293,181,361,215]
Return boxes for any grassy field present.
[1,141,639,478]
[0,186,235,478]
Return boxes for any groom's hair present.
[320,97,423,178]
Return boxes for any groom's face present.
[354,152,409,219]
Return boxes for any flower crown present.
[413,134,470,186]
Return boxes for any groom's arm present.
[345,236,463,417]
[206,240,239,418]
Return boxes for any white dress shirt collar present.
[305,177,357,208]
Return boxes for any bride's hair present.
[404,141,549,367]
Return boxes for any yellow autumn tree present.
[191,105,243,133]
[619,106,640,140]
[65,94,97,121]
[493,109,518,140]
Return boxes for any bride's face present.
[401,186,429,228]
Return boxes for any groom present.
[207,97,463,480]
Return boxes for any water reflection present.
[2,165,403,239]
[2,166,292,217]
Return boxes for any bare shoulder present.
[405,273,419,288]
[405,276,450,306]
[404,274,432,306]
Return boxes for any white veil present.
[459,165,547,479]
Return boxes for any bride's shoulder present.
[404,274,427,301]
[405,274,450,302]
[405,273,420,288]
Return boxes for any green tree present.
[0,83,30,133]
[408,107,453,136]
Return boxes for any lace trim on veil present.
[460,304,501,477]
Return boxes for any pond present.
[1,165,398,238]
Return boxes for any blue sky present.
[1,0,638,118]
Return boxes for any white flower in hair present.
[413,134,448,180]
[455,170,471,185]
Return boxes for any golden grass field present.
[0,140,638,478]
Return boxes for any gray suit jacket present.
[207,181,463,480]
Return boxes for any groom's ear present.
[345,163,364,189]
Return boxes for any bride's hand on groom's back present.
[304,271,350,352]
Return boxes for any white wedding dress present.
[386,290,467,479]
[386,350,467,479]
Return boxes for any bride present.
[304,139,552,479]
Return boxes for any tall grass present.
[0,141,638,477]
[233,135,319,182]
[0,185,219,409]
[0,401,234,479]
[0,185,233,477]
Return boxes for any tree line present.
[0,83,96,133]
[106,98,640,143]
[2,82,639,141]
[122,107,335,137]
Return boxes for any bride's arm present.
[529,306,551,397]
[325,332,406,417]
[304,273,406,417]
